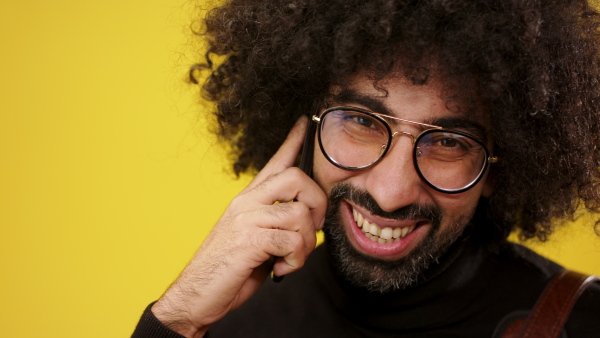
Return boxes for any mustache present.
[329,183,442,223]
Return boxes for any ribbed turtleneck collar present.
[316,231,498,332]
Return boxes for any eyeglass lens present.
[318,109,488,192]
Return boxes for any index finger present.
[248,116,309,189]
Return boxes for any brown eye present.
[343,113,378,129]
[439,138,459,148]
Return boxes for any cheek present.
[434,185,485,220]
[313,144,356,192]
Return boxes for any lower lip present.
[342,201,429,260]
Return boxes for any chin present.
[321,183,474,293]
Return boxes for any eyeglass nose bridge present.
[391,131,417,144]
[387,131,423,157]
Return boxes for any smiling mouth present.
[352,206,419,244]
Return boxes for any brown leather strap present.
[502,270,599,338]
[501,318,526,338]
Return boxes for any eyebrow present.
[331,89,393,116]
[430,117,488,143]
[330,88,490,143]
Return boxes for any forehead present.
[330,73,490,128]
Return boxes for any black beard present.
[322,183,473,294]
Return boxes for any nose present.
[364,134,423,212]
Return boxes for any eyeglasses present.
[311,106,498,194]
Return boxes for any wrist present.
[151,298,210,338]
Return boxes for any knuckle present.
[269,231,289,250]
[293,203,313,224]
[271,203,311,229]
[266,203,291,220]
[249,233,264,250]
[283,167,304,180]
[281,201,302,216]
[228,194,246,210]
[288,233,305,252]
[296,202,312,217]
[230,211,247,228]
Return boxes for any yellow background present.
[0,1,599,337]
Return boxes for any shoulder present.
[485,241,564,300]
[487,242,600,336]
[566,277,600,336]
[494,241,562,274]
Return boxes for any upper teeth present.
[352,207,417,244]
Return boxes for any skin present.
[315,74,494,263]
[151,116,327,337]
[151,74,493,337]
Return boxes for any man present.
[133,0,600,337]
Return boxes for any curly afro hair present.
[193,0,600,242]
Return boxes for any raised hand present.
[151,117,327,337]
